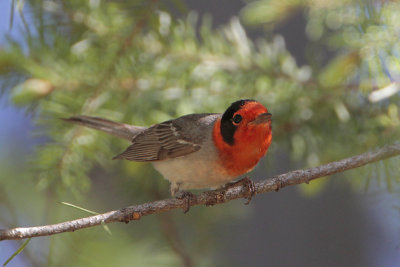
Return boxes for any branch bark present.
[1,143,400,241]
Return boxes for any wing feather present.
[112,117,210,162]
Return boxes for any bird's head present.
[220,99,272,146]
[212,99,272,177]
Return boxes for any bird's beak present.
[249,112,272,125]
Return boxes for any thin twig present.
[1,143,399,241]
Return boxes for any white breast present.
[152,132,236,194]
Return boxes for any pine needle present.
[3,238,31,266]
[59,202,112,235]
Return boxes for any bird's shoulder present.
[161,113,221,141]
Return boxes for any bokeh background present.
[1,0,400,266]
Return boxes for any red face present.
[213,100,272,177]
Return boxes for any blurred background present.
[1,0,400,266]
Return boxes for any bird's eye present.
[233,114,242,124]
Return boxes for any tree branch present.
[1,143,400,241]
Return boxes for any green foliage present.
[1,0,400,265]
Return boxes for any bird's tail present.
[62,115,145,141]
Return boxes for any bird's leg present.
[221,177,256,205]
[175,191,194,214]
[172,182,194,214]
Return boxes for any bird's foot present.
[175,190,194,214]
[222,177,256,205]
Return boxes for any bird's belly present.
[152,151,235,190]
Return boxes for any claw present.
[274,177,283,192]
[241,177,256,205]
[175,191,194,213]
[222,177,256,205]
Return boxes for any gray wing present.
[113,113,220,162]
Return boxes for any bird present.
[63,99,272,200]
